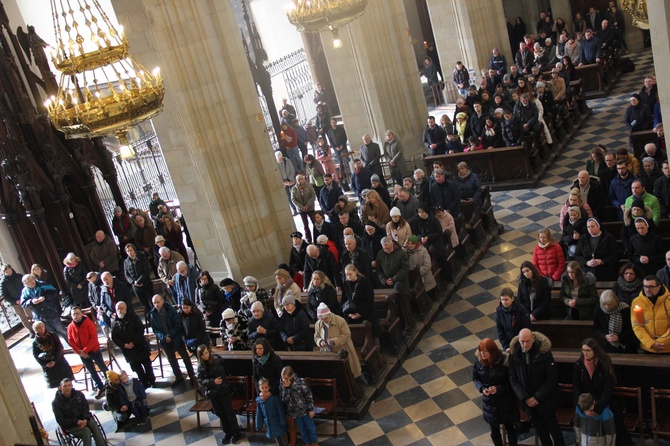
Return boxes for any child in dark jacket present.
[279,366,318,446]
[118,371,150,425]
[256,377,287,445]
[574,392,616,446]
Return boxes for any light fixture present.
[286,0,369,48]
[117,133,136,160]
[621,0,649,29]
[46,0,165,148]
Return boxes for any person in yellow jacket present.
[631,275,670,353]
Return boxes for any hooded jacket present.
[508,331,559,414]
[559,270,598,320]
[532,240,566,282]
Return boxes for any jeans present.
[42,315,69,346]
[294,413,318,443]
[162,340,195,380]
[81,349,108,391]
[67,417,105,446]
[287,147,304,171]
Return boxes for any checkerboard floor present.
[9,48,664,445]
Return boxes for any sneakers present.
[94,388,105,400]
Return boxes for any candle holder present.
[633,319,649,326]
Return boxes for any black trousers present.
[162,340,195,380]
[528,407,564,446]
[129,357,155,387]
[211,390,241,437]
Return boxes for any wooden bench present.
[349,321,387,384]
[211,351,364,406]
[531,320,594,349]
[631,129,658,160]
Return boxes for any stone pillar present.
[0,335,35,445]
[427,0,513,86]
[649,1,670,139]
[111,0,295,284]
[319,0,427,157]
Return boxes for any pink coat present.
[532,242,566,282]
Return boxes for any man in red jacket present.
[67,306,108,399]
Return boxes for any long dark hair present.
[254,338,273,358]
[520,261,543,289]
[579,338,616,384]
[199,270,215,287]
[196,344,211,367]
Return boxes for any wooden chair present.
[555,383,575,428]
[145,334,165,378]
[304,377,345,437]
[189,376,216,428]
[613,386,644,444]
[651,387,670,445]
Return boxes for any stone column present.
[318,0,427,158]
[0,335,34,445]
[427,0,513,86]
[111,0,295,284]
[649,1,670,143]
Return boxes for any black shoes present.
[170,377,185,388]
[221,435,232,445]
[94,388,105,400]
[230,432,244,444]
[29,331,36,338]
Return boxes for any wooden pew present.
[349,321,387,383]
[531,320,594,349]
[574,63,606,98]
[211,350,364,406]
[631,129,658,160]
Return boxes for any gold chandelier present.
[286,0,369,48]
[45,0,164,148]
[621,0,649,30]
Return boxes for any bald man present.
[572,170,606,219]
[89,230,120,276]
[509,329,564,445]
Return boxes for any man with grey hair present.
[376,237,414,335]
[572,170,606,219]
[303,244,339,290]
[341,234,373,281]
[247,300,284,351]
[89,230,120,276]
[291,173,317,244]
[638,157,662,194]
[360,134,385,187]
[429,169,461,217]
[111,301,155,388]
[173,261,198,306]
[641,142,664,166]
[157,246,184,301]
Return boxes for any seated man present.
[53,378,106,446]
[631,275,670,354]
[572,170,606,219]
[624,179,661,225]
[513,93,540,135]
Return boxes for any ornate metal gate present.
[265,49,316,125]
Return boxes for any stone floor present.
[8,48,667,445]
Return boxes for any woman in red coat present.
[532,228,566,284]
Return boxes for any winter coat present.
[89,236,120,273]
[532,241,566,282]
[501,116,523,146]
[319,184,344,217]
[118,378,147,407]
[111,311,150,364]
[340,247,373,285]
[304,248,340,288]
[609,174,635,219]
[496,302,531,350]
[559,270,598,320]
[572,360,615,415]
[654,175,670,218]
[621,205,655,253]
[407,245,437,292]
[64,263,89,307]
[33,330,73,388]
[306,285,340,321]
[571,177,606,219]
[624,192,661,225]
[221,314,250,351]
[592,305,638,354]
[575,232,621,281]
[52,388,92,430]
[351,167,374,198]
[454,170,482,204]
[508,331,560,415]
[99,279,132,325]
[173,266,199,306]
[179,307,210,351]
[196,283,226,331]
[513,100,540,132]
[67,315,101,355]
[289,241,309,276]
[516,275,551,320]
[472,353,518,425]
[630,286,670,353]
[314,313,362,378]
[123,252,153,295]
[255,394,287,439]
[148,303,185,347]
[574,406,616,446]
[629,231,665,275]
[240,287,269,321]
[376,241,410,294]
[279,307,313,351]
[342,276,380,338]
[0,272,24,303]
[383,137,409,178]
[157,250,185,286]
[386,220,412,248]
[248,310,285,352]
[104,382,123,413]
[253,351,284,396]
[21,281,61,321]
[277,159,295,184]
[624,103,652,132]
[112,213,136,244]
[361,199,390,226]
[429,178,462,217]
[197,355,231,399]
[280,375,314,418]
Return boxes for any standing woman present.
[160,216,189,263]
[593,290,637,354]
[315,135,338,182]
[560,261,598,320]
[195,345,244,444]
[532,228,566,285]
[123,244,154,315]
[196,271,226,345]
[252,338,284,397]
[513,17,527,47]
[572,338,633,445]
[32,321,74,388]
[472,338,518,446]
[342,264,380,339]
[62,253,89,308]
[516,261,551,321]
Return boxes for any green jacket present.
[624,192,661,225]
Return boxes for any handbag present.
[342,283,358,314]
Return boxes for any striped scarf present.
[602,302,629,348]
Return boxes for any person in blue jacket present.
[255,377,287,445]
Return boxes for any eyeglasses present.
[581,349,593,353]
[643,284,661,289]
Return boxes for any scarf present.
[537,240,550,249]
[566,40,577,51]
[584,357,598,378]
[602,302,629,348]
[256,353,270,366]
[292,242,302,251]
[314,220,324,231]
[484,125,496,137]
[617,275,642,293]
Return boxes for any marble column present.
[318,0,427,158]
[649,0,670,142]
[427,0,513,86]
[111,0,295,284]
[0,335,35,445]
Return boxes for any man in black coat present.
[429,169,462,218]
[376,237,414,335]
[409,206,451,280]
[509,329,564,446]
[423,116,447,155]
[340,235,373,282]
[98,272,132,331]
[502,109,523,147]
[318,174,343,221]
[111,301,155,388]
[303,244,340,289]
[360,134,386,187]
[52,378,106,446]
[351,159,374,201]
[572,171,607,219]
[288,232,309,276]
